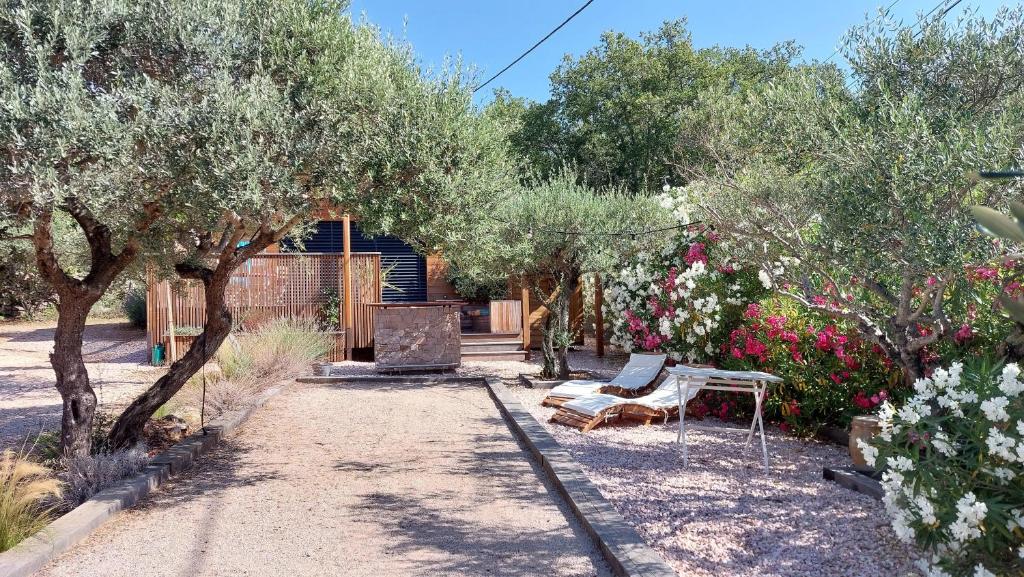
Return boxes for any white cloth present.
[546,353,667,399]
[562,375,704,416]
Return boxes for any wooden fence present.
[489,300,523,335]
[147,253,381,363]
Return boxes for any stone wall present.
[374,305,461,370]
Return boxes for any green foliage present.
[0,450,61,552]
[318,288,341,331]
[121,287,146,329]
[493,19,798,192]
[446,168,670,377]
[686,7,1024,383]
[445,266,509,303]
[719,298,902,435]
[866,359,1024,577]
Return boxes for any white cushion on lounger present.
[562,375,704,416]
[546,380,606,399]
[546,353,667,399]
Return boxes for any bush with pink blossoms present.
[719,298,902,435]
[603,225,767,363]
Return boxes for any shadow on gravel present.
[354,490,606,577]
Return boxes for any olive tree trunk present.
[537,272,576,380]
[106,268,232,449]
[30,202,152,457]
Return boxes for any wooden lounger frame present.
[550,402,681,433]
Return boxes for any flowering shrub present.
[604,225,766,363]
[720,298,901,434]
[864,360,1024,577]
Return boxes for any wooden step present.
[460,350,529,362]
[460,340,523,352]
[461,332,519,342]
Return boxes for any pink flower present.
[954,323,975,344]
[685,242,708,265]
[829,373,843,384]
[766,315,787,331]
[743,303,762,320]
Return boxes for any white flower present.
[757,269,772,289]
[897,404,922,425]
[932,431,957,457]
[949,493,987,542]
[973,564,996,577]
[914,494,937,525]
[886,455,914,472]
[981,396,1010,422]
[986,427,1017,461]
[1001,364,1024,396]
[857,438,878,468]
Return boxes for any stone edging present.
[483,377,679,577]
[0,385,285,577]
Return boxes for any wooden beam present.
[342,214,354,360]
[594,273,604,357]
[521,280,531,360]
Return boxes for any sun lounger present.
[540,353,667,408]
[550,371,708,432]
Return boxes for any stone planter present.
[849,415,882,471]
[311,362,333,377]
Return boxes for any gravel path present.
[0,319,162,451]
[36,380,612,577]
[513,387,919,577]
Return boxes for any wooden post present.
[594,273,604,357]
[342,214,354,360]
[521,280,531,360]
[165,281,176,363]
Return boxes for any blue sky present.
[346,1,1005,105]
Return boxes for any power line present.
[473,0,596,94]
[498,218,704,238]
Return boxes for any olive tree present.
[448,170,669,379]
[2,0,476,454]
[684,7,1024,385]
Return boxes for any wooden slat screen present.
[147,253,381,363]
[489,300,523,335]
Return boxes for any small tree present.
[683,7,1024,386]
[448,170,668,379]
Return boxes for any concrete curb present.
[483,377,678,577]
[0,385,285,577]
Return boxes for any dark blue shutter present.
[282,221,426,303]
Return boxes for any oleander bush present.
[718,297,902,435]
[604,220,767,363]
[863,360,1024,577]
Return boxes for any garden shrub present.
[59,446,149,509]
[864,360,1024,577]
[121,287,146,328]
[604,224,767,363]
[0,450,62,552]
[719,297,902,435]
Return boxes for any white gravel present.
[0,319,163,451]
[37,380,611,577]
[512,386,919,577]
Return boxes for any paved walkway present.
[37,380,611,577]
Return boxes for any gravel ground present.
[37,380,612,577]
[512,386,919,577]
[0,319,163,451]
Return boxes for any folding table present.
[667,366,783,472]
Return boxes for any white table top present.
[667,365,783,383]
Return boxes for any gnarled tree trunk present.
[106,269,232,449]
[538,271,576,380]
[51,293,100,457]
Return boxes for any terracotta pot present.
[849,415,882,470]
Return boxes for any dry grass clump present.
[185,318,332,418]
[0,450,62,552]
[59,446,149,509]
